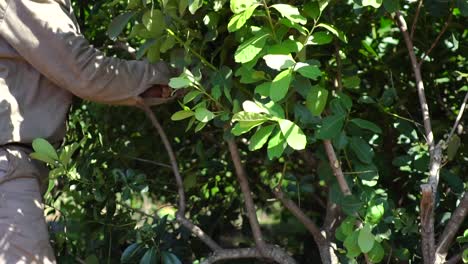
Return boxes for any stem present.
[227,138,268,256]
[166,29,217,71]
[410,0,423,40]
[446,91,468,143]
[395,11,435,154]
[323,140,352,196]
[419,12,453,66]
[262,0,277,41]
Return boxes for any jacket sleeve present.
[0,0,172,105]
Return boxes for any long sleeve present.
[0,0,171,105]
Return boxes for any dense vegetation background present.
[32,0,467,263]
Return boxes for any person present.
[0,0,176,263]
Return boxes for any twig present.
[446,91,468,143]
[394,11,435,153]
[138,101,186,216]
[120,155,172,169]
[201,244,297,264]
[419,13,453,66]
[227,139,268,256]
[323,140,352,195]
[272,188,339,264]
[334,41,343,91]
[272,188,324,244]
[176,216,222,251]
[410,0,423,40]
[434,192,468,263]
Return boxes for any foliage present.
[31,0,468,263]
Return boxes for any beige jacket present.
[0,0,172,146]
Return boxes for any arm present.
[0,0,172,105]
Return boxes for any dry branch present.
[227,138,268,256]
[323,140,352,196]
[201,244,297,264]
[435,192,468,263]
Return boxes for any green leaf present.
[295,63,322,80]
[249,125,275,151]
[171,110,195,121]
[232,111,269,122]
[263,54,295,71]
[447,135,461,161]
[317,23,347,43]
[230,0,257,13]
[183,90,202,104]
[234,32,269,63]
[368,242,385,263]
[366,203,385,224]
[169,76,191,89]
[188,0,203,14]
[306,86,328,116]
[307,31,333,45]
[349,136,374,164]
[358,225,375,253]
[463,248,468,263]
[140,247,157,264]
[350,118,382,134]
[59,143,79,166]
[228,4,260,32]
[340,217,356,236]
[316,114,345,139]
[121,243,143,263]
[242,100,267,114]
[344,230,361,258]
[195,108,215,122]
[231,121,265,135]
[362,0,383,8]
[271,4,307,24]
[32,138,58,160]
[107,12,135,40]
[383,0,399,12]
[270,69,293,102]
[142,9,166,37]
[278,119,307,150]
[44,178,55,196]
[303,2,320,20]
[267,130,287,159]
[341,195,363,215]
[162,251,182,264]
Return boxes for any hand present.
[141,84,172,98]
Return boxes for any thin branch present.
[272,188,339,264]
[446,91,468,143]
[323,140,352,196]
[227,139,268,256]
[272,188,325,244]
[334,41,343,91]
[445,245,468,264]
[201,244,297,264]
[176,216,222,251]
[394,11,435,153]
[434,192,468,263]
[419,12,453,66]
[138,101,186,216]
[410,0,423,40]
[120,155,172,169]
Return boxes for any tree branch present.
[138,101,186,216]
[434,192,468,263]
[272,188,339,264]
[323,140,351,196]
[419,13,453,66]
[394,11,435,154]
[201,244,297,264]
[226,138,268,256]
[446,91,468,143]
[410,0,423,40]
